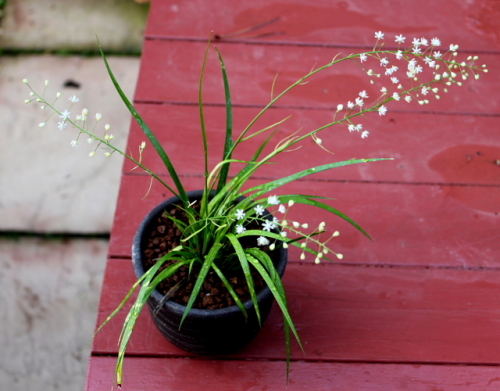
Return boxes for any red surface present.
[145,0,500,52]
[135,40,499,114]
[87,0,500,389]
[86,357,500,391]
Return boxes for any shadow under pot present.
[131,190,288,355]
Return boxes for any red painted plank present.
[86,356,500,391]
[109,175,500,267]
[134,40,497,114]
[123,103,500,184]
[93,259,500,364]
[145,0,500,53]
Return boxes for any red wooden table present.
[86,1,500,389]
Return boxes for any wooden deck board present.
[93,259,500,364]
[134,40,498,114]
[144,0,500,53]
[123,103,500,184]
[86,357,500,391]
[109,175,500,267]
[87,0,500,388]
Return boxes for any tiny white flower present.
[280,231,287,238]
[380,86,387,94]
[420,37,429,46]
[378,105,388,116]
[360,53,367,62]
[59,110,71,120]
[433,51,442,59]
[87,137,94,144]
[412,38,421,47]
[69,95,79,103]
[431,37,441,46]
[395,34,406,43]
[105,124,111,131]
[262,220,276,232]
[449,44,459,51]
[359,90,369,99]
[254,205,265,216]
[268,195,280,205]
[392,92,400,101]
[355,124,363,131]
[347,101,355,109]
[57,121,67,131]
[380,57,389,66]
[70,140,78,147]
[278,205,286,214]
[235,209,246,220]
[391,76,399,84]
[404,95,412,103]
[257,236,270,246]
[355,97,364,106]
[348,124,356,132]
[82,108,89,116]
[235,224,246,234]
[412,46,422,54]
[361,130,369,138]
[421,86,429,95]
[336,104,343,111]
[395,50,403,60]
[375,31,384,40]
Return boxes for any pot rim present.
[132,190,288,319]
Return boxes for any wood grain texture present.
[144,0,500,53]
[93,259,500,365]
[123,103,500,183]
[86,356,500,391]
[134,40,497,114]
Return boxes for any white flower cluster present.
[234,195,342,262]
[331,32,488,140]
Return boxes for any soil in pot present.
[141,202,278,310]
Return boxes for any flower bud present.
[56,92,61,98]
[104,124,110,131]
[336,253,344,260]
[95,113,102,121]
[89,151,95,157]
[38,122,45,128]
[45,80,49,86]
[23,78,28,84]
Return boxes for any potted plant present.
[23,32,487,386]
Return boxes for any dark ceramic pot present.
[132,190,288,355]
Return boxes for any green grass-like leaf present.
[98,39,188,205]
